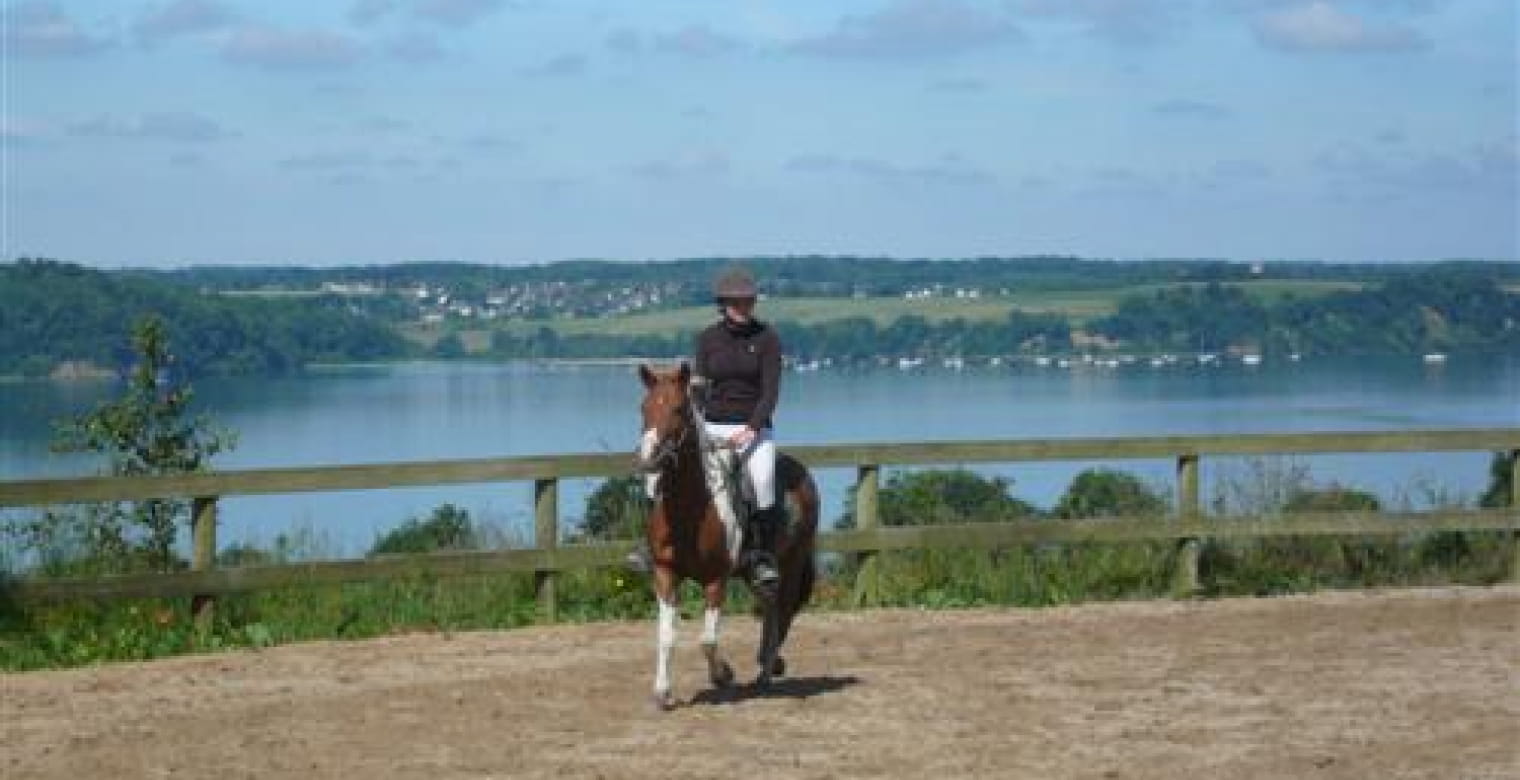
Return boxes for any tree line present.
[0,259,407,377]
[1090,270,1519,356]
[159,255,1516,298]
[482,270,1517,361]
[6,258,1517,378]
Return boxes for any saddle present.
[702,441,791,566]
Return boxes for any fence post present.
[1509,450,1519,584]
[851,464,881,607]
[535,478,559,623]
[1172,455,1201,598]
[190,496,218,627]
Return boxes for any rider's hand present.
[728,426,757,449]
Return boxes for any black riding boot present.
[746,506,782,586]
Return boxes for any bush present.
[1054,469,1168,519]
[578,475,650,541]
[838,468,1040,529]
[368,504,477,556]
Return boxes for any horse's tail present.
[779,452,821,618]
[795,542,817,611]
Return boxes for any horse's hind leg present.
[700,579,734,688]
[755,596,782,688]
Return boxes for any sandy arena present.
[4,586,1517,779]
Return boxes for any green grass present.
[3,528,1507,671]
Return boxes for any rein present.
[648,388,743,493]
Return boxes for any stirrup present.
[623,544,652,574]
[749,551,779,585]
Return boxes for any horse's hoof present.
[754,673,772,691]
[710,660,735,688]
[651,691,677,712]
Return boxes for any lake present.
[2,354,1516,556]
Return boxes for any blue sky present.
[2,0,1515,267]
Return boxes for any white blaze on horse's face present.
[637,365,691,471]
[638,428,660,468]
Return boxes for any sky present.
[1,0,1515,267]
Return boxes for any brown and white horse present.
[634,362,819,710]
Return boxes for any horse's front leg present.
[700,579,735,689]
[652,567,679,711]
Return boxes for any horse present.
[633,362,819,710]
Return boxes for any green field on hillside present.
[407,280,1364,350]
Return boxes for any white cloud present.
[222,25,363,70]
[605,28,642,55]
[653,25,743,58]
[355,116,413,135]
[386,31,445,63]
[458,132,514,152]
[67,112,235,143]
[3,1,112,58]
[1253,2,1427,53]
[278,151,372,171]
[791,0,1022,60]
[1,116,51,146]
[411,0,506,28]
[133,0,238,46]
[630,152,730,182]
[788,153,995,186]
[1200,159,1274,189]
[928,77,990,94]
[346,0,505,28]
[1013,0,1182,45]
[348,0,397,27]
[521,53,585,78]
[1153,99,1232,120]
[1313,139,1516,197]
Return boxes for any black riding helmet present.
[712,265,758,301]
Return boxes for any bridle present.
[645,409,693,472]
[640,386,699,475]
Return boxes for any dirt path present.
[4,586,1517,780]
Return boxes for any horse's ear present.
[677,361,691,386]
[639,364,656,389]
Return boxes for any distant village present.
[311,278,1000,325]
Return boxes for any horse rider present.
[627,264,784,587]
[693,264,784,586]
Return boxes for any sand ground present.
[4,586,1517,779]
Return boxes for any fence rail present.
[4,429,1518,612]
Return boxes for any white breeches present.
[642,425,777,511]
[700,422,777,510]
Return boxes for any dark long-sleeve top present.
[693,318,782,430]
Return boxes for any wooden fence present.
[2,429,1517,619]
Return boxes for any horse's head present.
[635,362,694,473]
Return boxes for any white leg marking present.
[654,598,678,696]
[701,606,721,646]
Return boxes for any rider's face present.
[720,297,756,323]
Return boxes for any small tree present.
[369,504,477,556]
[1479,452,1514,508]
[48,316,235,572]
[1054,469,1167,519]
[1282,485,1380,513]
[838,468,1039,529]
[579,475,650,541]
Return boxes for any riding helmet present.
[712,265,758,300]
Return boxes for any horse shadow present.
[687,674,862,707]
